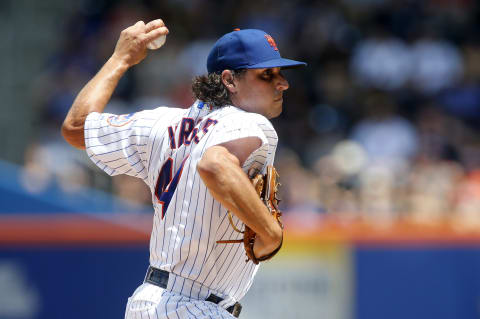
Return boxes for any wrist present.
[254,228,283,256]
[262,214,283,243]
[107,54,130,73]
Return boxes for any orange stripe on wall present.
[283,215,480,245]
[0,214,150,245]
[1,214,480,246]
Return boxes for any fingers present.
[145,26,169,42]
[132,19,168,43]
[145,19,165,32]
[121,20,145,35]
[134,20,145,27]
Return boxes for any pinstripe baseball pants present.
[125,283,235,319]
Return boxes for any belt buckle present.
[144,266,169,289]
[231,302,242,318]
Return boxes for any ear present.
[221,70,237,94]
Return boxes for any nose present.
[276,75,289,91]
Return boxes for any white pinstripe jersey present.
[84,100,278,306]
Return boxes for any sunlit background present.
[1,0,480,318]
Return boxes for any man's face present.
[231,67,289,119]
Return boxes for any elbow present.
[61,121,86,150]
[197,149,223,180]
[197,146,238,182]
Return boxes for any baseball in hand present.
[147,34,167,50]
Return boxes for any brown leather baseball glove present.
[217,165,283,264]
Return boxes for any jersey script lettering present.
[168,117,218,150]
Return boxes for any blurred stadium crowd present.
[18,0,480,229]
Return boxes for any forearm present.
[61,56,129,149]
[198,147,283,254]
[208,169,280,237]
[61,19,169,149]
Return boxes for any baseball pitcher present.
[61,19,306,318]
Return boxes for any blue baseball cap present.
[207,29,307,74]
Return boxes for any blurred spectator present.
[414,105,461,163]
[351,29,412,90]
[453,170,480,231]
[410,34,463,94]
[358,165,398,225]
[276,148,324,215]
[21,137,90,194]
[438,42,480,125]
[406,159,464,225]
[350,92,418,172]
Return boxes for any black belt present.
[144,266,242,318]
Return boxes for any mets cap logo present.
[264,34,278,51]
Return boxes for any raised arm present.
[197,137,283,259]
[61,19,169,149]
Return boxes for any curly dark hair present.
[191,69,246,108]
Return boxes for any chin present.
[268,104,283,119]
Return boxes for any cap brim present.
[245,58,307,70]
